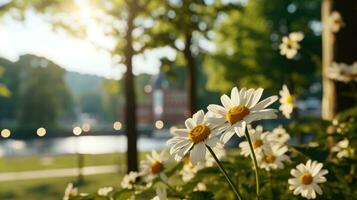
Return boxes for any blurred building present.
[119,72,188,130]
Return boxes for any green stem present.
[244,131,260,199]
[206,145,243,200]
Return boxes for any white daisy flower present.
[331,139,354,159]
[207,87,278,144]
[326,62,357,83]
[152,186,167,200]
[329,11,344,33]
[279,84,294,119]
[194,182,207,191]
[239,125,271,157]
[121,171,139,189]
[63,183,78,200]
[279,32,304,59]
[288,160,328,199]
[140,150,168,182]
[205,142,226,167]
[180,159,205,182]
[167,110,220,164]
[257,144,289,171]
[97,187,113,196]
[267,125,290,144]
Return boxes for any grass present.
[0,152,149,200]
[0,173,123,200]
[0,153,125,172]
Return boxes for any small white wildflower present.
[180,160,205,182]
[329,11,344,33]
[121,171,139,189]
[152,185,167,200]
[194,182,207,191]
[239,125,271,157]
[267,125,290,144]
[279,32,304,59]
[289,160,328,199]
[326,62,357,83]
[331,139,354,159]
[97,187,113,196]
[63,183,78,200]
[140,150,168,182]
[257,144,289,171]
[279,84,294,119]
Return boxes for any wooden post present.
[322,0,357,120]
[321,0,336,120]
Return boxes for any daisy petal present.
[251,96,278,111]
[221,94,233,109]
[190,143,206,164]
[230,87,240,105]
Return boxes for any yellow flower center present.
[150,160,164,174]
[253,139,263,149]
[287,40,297,49]
[263,155,276,163]
[300,173,313,185]
[226,105,250,124]
[189,125,210,144]
[285,95,293,104]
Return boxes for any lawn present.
[0,173,123,200]
[0,153,125,172]
[0,152,149,200]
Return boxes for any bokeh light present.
[155,120,164,129]
[113,121,122,130]
[73,126,82,136]
[36,127,46,137]
[1,129,11,138]
[144,85,152,93]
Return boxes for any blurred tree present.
[102,79,121,121]
[0,0,165,171]
[16,55,72,128]
[144,0,239,115]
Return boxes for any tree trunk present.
[124,8,138,172]
[184,33,197,116]
[321,0,336,120]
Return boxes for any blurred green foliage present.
[205,0,322,95]
[0,55,72,128]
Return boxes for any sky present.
[0,6,175,79]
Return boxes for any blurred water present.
[0,135,168,157]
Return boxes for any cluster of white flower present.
[168,87,278,164]
[239,125,290,171]
[331,139,355,159]
[279,32,304,59]
[63,86,330,200]
[326,62,357,83]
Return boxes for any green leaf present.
[188,191,214,200]
[113,189,134,200]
